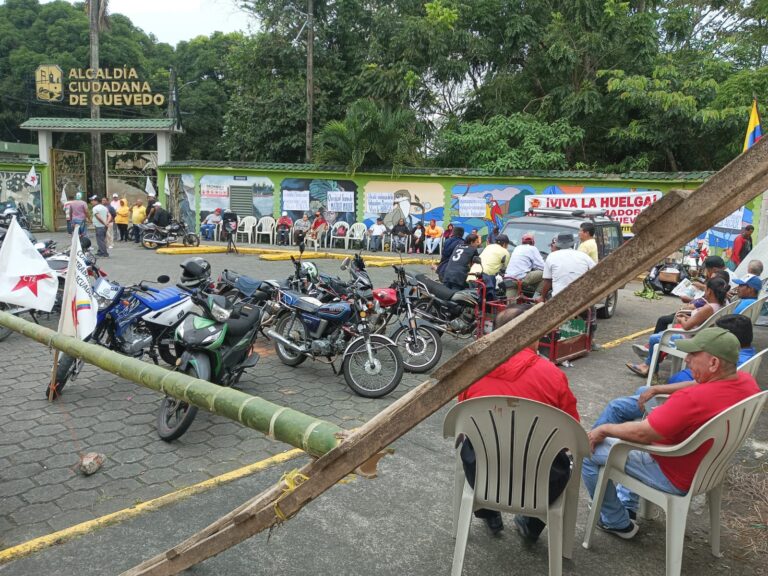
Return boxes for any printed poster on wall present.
[201,183,228,198]
[458,197,486,217]
[366,192,394,214]
[328,191,355,213]
[716,207,744,231]
[524,191,662,227]
[283,190,310,212]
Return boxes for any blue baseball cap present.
[733,274,762,292]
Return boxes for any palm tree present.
[86,0,110,198]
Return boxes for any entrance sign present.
[35,65,63,102]
[525,191,663,227]
[283,190,310,211]
[36,66,165,107]
[328,191,355,213]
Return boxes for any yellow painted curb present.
[601,327,655,349]
[0,448,305,565]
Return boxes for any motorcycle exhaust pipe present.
[265,329,308,354]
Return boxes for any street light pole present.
[305,0,314,163]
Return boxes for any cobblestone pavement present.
[1,233,765,565]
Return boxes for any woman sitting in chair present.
[391,218,410,252]
[626,276,729,377]
[410,222,425,254]
[307,211,327,244]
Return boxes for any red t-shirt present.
[458,348,580,422]
[647,371,759,491]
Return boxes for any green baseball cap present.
[675,327,740,364]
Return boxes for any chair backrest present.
[239,215,258,231]
[256,216,275,232]
[331,221,349,235]
[348,222,367,239]
[684,391,768,496]
[443,396,588,516]
[738,295,768,324]
[738,348,768,382]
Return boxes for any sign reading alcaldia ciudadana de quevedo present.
[35,65,165,106]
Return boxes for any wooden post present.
[123,138,768,576]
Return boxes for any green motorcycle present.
[156,292,262,441]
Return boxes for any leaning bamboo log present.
[123,135,768,576]
[0,313,342,457]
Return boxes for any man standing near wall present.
[731,225,754,267]
[90,196,110,257]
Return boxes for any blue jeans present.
[369,235,382,251]
[592,386,648,428]
[200,223,216,240]
[583,439,686,529]
[72,219,87,237]
[644,332,683,366]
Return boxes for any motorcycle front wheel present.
[44,353,78,399]
[183,233,200,247]
[342,335,404,398]
[0,303,15,342]
[156,366,199,442]
[391,324,442,373]
[142,232,161,250]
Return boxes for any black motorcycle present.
[141,220,200,249]
[156,291,262,441]
[411,274,480,338]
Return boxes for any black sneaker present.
[483,514,504,536]
[597,519,639,540]
[513,515,538,543]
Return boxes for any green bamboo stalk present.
[0,311,342,457]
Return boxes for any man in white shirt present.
[368,218,387,252]
[90,196,110,257]
[505,232,546,294]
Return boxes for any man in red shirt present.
[731,224,754,267]
[583,327,759,539]
[458,305,579,539]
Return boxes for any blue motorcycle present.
[45,262,206,399]
[266,255,404,398]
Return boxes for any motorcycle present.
[141,220,200,249]
[646,254,690,295]
[371,264,443,373]
[47,262,205,398]
[410,273,480,338]
[0,204,30,230]
[156,291,263,441]
[266,248,405,398]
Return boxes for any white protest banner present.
[366,192,394,214]
[524,190,663,226]
[0,219,58,312]
[201,184,228,198]
[57,232,98,339]
[145,176,157,197]
[25,166,39,187]
[715,207,744,230]
[458,197,486,217]
[283,190,310,211]
[327,191,355,213]
[164,174,170,196]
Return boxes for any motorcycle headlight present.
[211,301,231,322]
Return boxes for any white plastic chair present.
[304,223,327,252]
[345,222,367,250]
[390,232,409,253]
[425,234,443,255]
[236,215,258,244]
[255,216,276,244]
[443,396,589,576]
[583,391,768,576]
[736,347,768,381]
[328,221,349,249]
[738,294,768,324]
[645,300,740,385]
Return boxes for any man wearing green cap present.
[581,327,759,540]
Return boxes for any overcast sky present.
[40,0,252,46]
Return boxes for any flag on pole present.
[60,188,68,205]
[0,218,57,312]
[164,174,170,196]
[56,233,98,339]
[25,165,39,187]
[743,99,763,152]
[145,176,157,198]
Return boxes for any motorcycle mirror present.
[340,257,350,270]
[80,236,92,251]
[157,275,170,284]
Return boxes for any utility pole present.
[305,0,314,163]
[88,0,105,199]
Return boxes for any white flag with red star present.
[25,166,39,187]
[0,218,57,311]
[57,232,97,339]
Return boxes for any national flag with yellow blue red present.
[743,99,762,152]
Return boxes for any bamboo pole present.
[123,135,768,576]
[0,312,343,457]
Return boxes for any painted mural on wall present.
[179,174,197,230]
[280,179,357,228]
[450,183,534,238]
[0,170,43,228]
[199,175,275,223]
[363,181,445,230]
[105,150,157,203]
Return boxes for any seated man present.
[478,234,510,299]
[293,213,311,244]
[368,217,387,252]
[583,327,759,539]
[276,211,293,246]
[442,233,481,291]
[732,273,761,313]
[200,208,222,241]
[424,219,444,254]
[458,305,579,539]
[504,232,545,295]
[436,226,465,281]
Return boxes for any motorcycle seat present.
[415,274,461,301]
[225,304,261,339]
[135,287,186,310]
[221,269,263,297]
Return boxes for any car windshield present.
[501,221,578,257]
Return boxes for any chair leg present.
[547,507,564,576]
[665,500,689,576]
[452,461,464,534]
[562,471,581,558]
[708,485,723,558]
[582,468,610,549]
[451,485,474,576]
